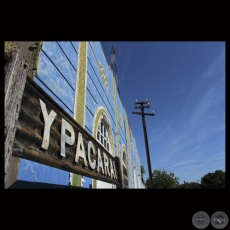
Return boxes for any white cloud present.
[202,49,225,79]
[148,48,225,183]
[149,121,173,144]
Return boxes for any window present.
[97,121,110,152]
[92,107,115,188]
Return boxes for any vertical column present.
[4,50,28,188]
[113,76,122,189]
[125,118,131,188]
[113,77,120,158]
[72,42,88,187]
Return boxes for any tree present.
[201,170,225,189]
[179,182,201,189]
[141,165,146,183]
[145,169,179,189]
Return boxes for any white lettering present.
[87,141,96,169]
[112,160,117,179]
[39,99,57,150]
[110,158,115,179]
[39,100,118,182]
[60,119,75,157]
[103,152,110,177]
[75,132,88,166]
[97,148,104,174]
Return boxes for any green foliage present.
[143,169,225,189]
[141,165,146,183]
[141,165,146,175]
[141,165,146,182]
[179,182,201,189]
[201,170,225,189]
[145,169,179,189]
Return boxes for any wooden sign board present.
[13,77,122,187]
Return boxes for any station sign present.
[13,77,121,187]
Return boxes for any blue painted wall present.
[83,42,141,188]
[17,41,141,188]
[17,42,79,186]
[83,42,117,187]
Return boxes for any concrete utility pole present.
[132,99,154,189]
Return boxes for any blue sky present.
[101,41,225,184]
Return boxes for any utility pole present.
[132,99,154,189]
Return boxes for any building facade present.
[5,41,143,188]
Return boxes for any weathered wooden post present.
[4,50,28,188]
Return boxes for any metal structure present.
[110,46,120,96]
[132,99,154,189]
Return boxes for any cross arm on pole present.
[143,113,155,116]
[135,105,150,109]
[132,112,142,115]
[132,112,155,116]
[135,101,149,105]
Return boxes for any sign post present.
[5,50,28,188]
